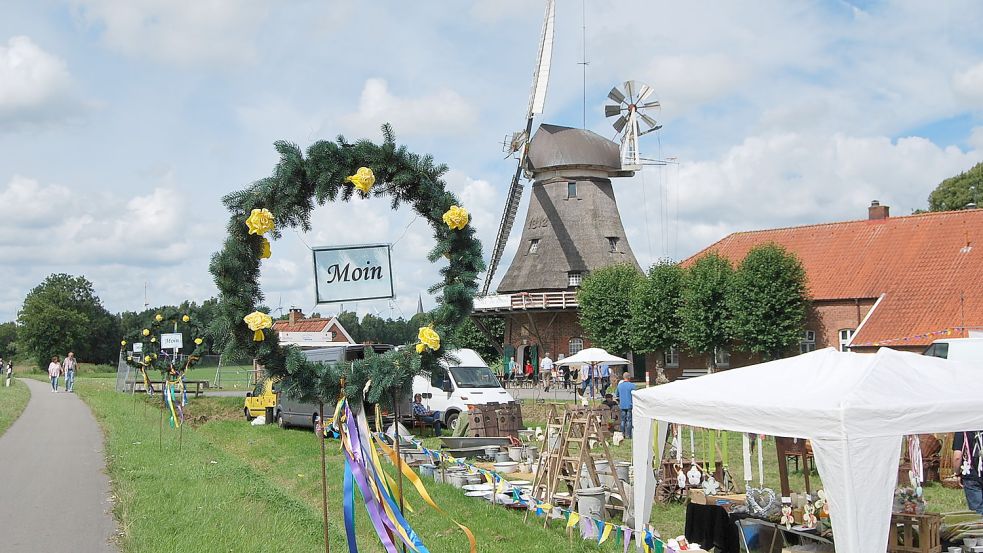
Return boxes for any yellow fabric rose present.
[120,340,127,347]
[155,313,163,322]
[244,311,274,341]
[245,208,275,236]
[346,167,376,194]
[259,237,272,259]
[194,337,203,345]
[150,336,156,343]
[144,355,152,363]
[182,314,191,323]
[142,328,150,336]
[417,326,440,351]
[415,343,426,353]
[442,205,470,230]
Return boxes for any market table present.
[685,503,833,553]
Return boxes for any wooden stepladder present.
[526,406,630,526]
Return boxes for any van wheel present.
[445,412,460,432]
[276,412,287,428]
[244,407,254,421]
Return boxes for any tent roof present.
[632,347,983,440]
[554,347,631,367]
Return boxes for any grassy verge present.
[0,378,30,436]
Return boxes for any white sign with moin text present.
[313,244,394,304]
[161,333,183,350]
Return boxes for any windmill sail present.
[482,0,556,296]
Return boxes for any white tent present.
[631,347,983,553]
[553,347,631,367]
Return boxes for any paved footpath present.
[0,378,119,552]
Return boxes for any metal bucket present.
[484,446,500,459]
[594,459,610,474]
[615,462,631,482]
[419,464,436,479]
[577,487,607,522]
[466,474,482,485]
[525,445,539,462]
[509,446,524,462]
[448,473,470,488]
[495,452,511,463]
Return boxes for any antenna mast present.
[579,0,588,128]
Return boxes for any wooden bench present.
[127,380,209,398]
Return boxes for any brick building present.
[472,124,644,377]
[667,203,983,379]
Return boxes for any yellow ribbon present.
[374,436,477,553]
[567,512,580,528]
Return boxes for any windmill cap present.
[527,124,625,174]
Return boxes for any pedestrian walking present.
[599,363,611,395]
[579,363,595,397]
[48,355,62,392]
[540,353,553,392]
[954,430,983,514]
[63,351,77,392]
[615,372,636,439]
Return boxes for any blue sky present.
[2,0,982,322]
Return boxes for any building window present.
[326,331,335,341]
[569,337,584,356]
[608,237,619,252]
[665,345,679,368]
[528,239,540,254]
[839,329,854,352]
[568,272,583,287]
[714,346,731,368]
[567,181,577,199]
[799,330,816,354]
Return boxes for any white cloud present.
[340,78,478,137]
[0,36,80,125]
[642,55,748,116]
[970,126,983,152]
[953,62,983,106]
[70,0,268,65]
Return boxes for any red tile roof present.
[272,319,331,333]
[686,209,983,346]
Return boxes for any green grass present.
[77,377,610,553]
[0,378,30,436]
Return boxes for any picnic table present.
[126,380,209,397]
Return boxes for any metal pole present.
[392,392,407,553]
[319,402,330,553]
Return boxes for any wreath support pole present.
[158,396,164,451]
[391,391,407,553]
[319,402,330,553]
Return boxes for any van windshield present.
[450,366,501,388]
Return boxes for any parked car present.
[923,338,983,364]
[412,348,516,431]
[244,377,279,420]
[271,344,393,429]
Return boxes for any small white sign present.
[161,333,183,350]
[132,343,143,353]
[313,244,394,304]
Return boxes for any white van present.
[923,338,983,364]
[413,348,515,431]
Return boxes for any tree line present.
[5,273,504,369]
[576,243,809,379]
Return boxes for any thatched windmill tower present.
[473,124,642,374]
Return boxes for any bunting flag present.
[598,521,613,544]
[623,528,633,553]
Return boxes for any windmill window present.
[569,337,584,356]
[568,272,582,287]
[608,237,619,252]
[567,181,577,199]
[528,239,540,254]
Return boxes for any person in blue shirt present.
[599,363,611,395]
[412,394,444,436]
[615,372,636,439]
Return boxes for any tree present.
[337,311,362,342]
[451,316,504,362]
[679,253,733,373]
[576,264,643,355]
[17,274,120,367]
[629,261,684,383]
[928,161,983,211]
[727,244,809,360]
[0,321,17,358]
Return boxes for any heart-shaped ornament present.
[746,487,778,517]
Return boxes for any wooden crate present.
[888,513,941,553]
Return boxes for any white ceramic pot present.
[494,461,519,474]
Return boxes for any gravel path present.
[0,378,119,552]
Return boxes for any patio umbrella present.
[553,347,631,367]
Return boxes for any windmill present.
[481,0,556,296]
[605,80,662,170]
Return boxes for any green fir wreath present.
[120,308,207,385]
[209,125,484,407]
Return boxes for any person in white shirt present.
[63,351,78,392]
[540,353,554,392]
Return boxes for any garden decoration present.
[209,125,484,553]
[780,501,794,530]
[802,497,818,529]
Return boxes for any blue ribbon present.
[343,460,358,553]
